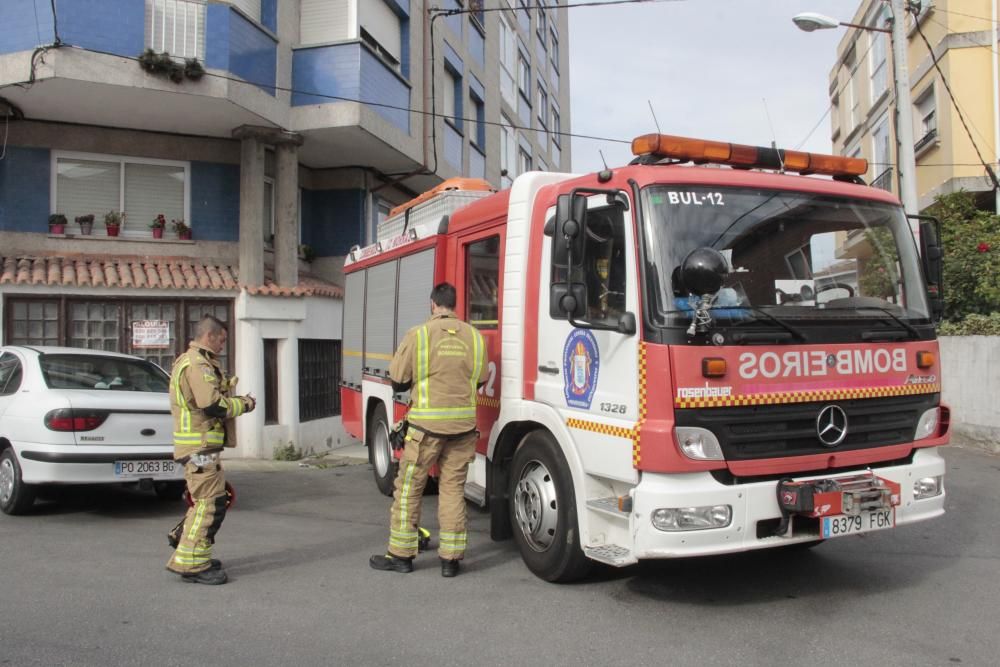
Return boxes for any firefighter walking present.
[370,283,487,577]
[165,315,255,585]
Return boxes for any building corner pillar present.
[238,136,265,287]
[275,143,300,287]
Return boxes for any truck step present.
[584,544,636,567]
[586,497,630,519]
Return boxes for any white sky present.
[568,0,853,173]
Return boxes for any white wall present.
[235,292,345,458]
[939,336,1000,453]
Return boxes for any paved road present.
[0,445,997,667]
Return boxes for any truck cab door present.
[532,193,641,483]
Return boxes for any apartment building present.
[0,0,571,457]
[828,0,998,212]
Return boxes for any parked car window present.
[0,354,24,395]
[39,355,169,392]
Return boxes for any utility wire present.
[912,13,1000,190]
[432,0,685,17]
[930,6,999,26]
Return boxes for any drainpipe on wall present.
[993,0,1000,213]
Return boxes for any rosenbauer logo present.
[738,348,908,380]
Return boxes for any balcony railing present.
[914,127,938,154]
[145,0,206,61]
[872,166,893,192]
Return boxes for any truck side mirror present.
[550,282,587,320]
[918,218,944,321]
[552,193,587,268]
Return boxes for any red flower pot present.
[152,227,163,239]
[106,226,120,237]
[178,230,192,240]
[49,224,65,235]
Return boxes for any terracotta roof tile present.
[0,254,342,299]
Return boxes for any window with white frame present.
[517,51,530,99]
[500,115,516,188]
[229,0,261,22]
[443,65,462,128]
[470,88,486,150]
[549,28,559,71]
[360,0,402,72]
[872,115,891,181]
[145,0,206,60]
[915,87,937,148]
[537,5,547,39]
[300,0,350,45]
[518,146,531,175]
[537,83,548,128]
[499,19,517,109]
[54,153,189,239]
[869,7,889,102]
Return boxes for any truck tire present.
[509,430,591,583]
[0,448,36,515]
[368,403,397,497]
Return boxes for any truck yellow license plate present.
[114,460,179,479]
[821,508,895,539]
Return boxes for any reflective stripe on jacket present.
[169,343,245,459]
[390,313,487,435]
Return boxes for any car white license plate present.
[821,508,895,539]
[114,460,180,479]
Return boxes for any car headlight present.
[913,476,943,500]
[915,408,940,440]
[675,427,723,461]
[651,505,732,532]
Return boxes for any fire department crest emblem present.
[562,329,600,409]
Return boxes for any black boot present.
[440,558,460,578]
[369,553,414,573]
[180,568,228,585]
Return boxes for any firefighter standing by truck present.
[369,283,488,577]
[165,315,256,586]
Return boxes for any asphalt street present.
[0,445,997,667]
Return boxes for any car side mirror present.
[551,193,587,268]
[550,282,587,320]
[916,217,944,322]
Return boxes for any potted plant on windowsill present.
[104,211,124,237]
[150,213,166,239]
[48,214,67,235]
[172,219,191,240]
[75,214,95,235]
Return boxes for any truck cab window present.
[551,204,628,325]
[467,236,501,330]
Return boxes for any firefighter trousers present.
[166,459,228,574]
[387,428,477,560]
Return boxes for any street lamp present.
[794,0,919,216]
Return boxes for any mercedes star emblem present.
[816,405,848,447]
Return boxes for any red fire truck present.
[341,134,949,582]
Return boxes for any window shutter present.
[123,163,186,238]
[229,0,261,21]
[56,159,121,226]
[301,0,350,45]
[145,0,206,60]
[359,0,401,62]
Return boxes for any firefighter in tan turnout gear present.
[165,316,255,585]
[370,283,488,577]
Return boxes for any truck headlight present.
[675,427,723,461]
[915,408,940,440]
[651,505,732,532]
[913,476,943,499]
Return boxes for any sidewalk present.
[224,442,368,472]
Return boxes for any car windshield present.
[40,355,170,392]
[641,185,931,332]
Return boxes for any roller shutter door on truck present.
[364,261,398,377]
[342,270,366,387]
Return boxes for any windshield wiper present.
[729,306,808,342]
[854,306,921,340]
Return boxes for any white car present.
[0,346,183,515]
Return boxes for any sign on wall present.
[132,320,171,349]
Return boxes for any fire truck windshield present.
[640,185,932,339]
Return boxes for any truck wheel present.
[509,430,591,583]
[0,448,36,515]
[368,404,397,497]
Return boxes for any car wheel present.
[0,448,36,515]
[153,480,186,501]
[368,403,397,497]
[509,430,591,583]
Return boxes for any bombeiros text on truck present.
[341,133,949,582]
